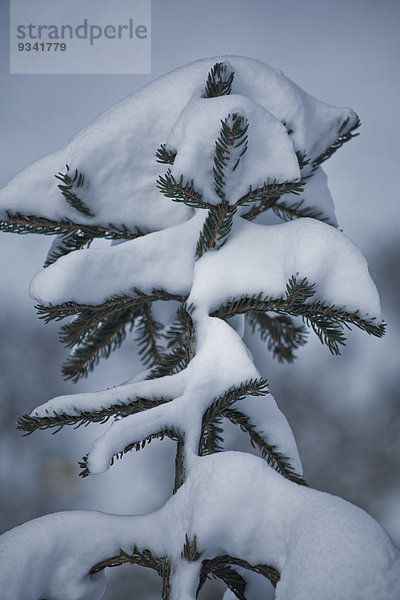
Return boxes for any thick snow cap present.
[0,56,356,232]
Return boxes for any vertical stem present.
[173,438,185,493]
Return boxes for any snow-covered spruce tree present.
[0,57,399,599]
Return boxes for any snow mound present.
[1,452,399,600]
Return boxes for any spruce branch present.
[44,230,94,267]
[237,151,334,225]
[36,289,186,325]
[296,150,312,172]
[157,170,213,210]
[17,397,169,435]
[61,308,139,382]
[312,116,361,168]
[285,276,317,306]
[195,113,249,257]
[147,303,195,379]
[91,547,171,600]
[199,379,269,456]
[197,558,247,600]
[181,535,203,562]
[55,166,95,217]
[0,211,142,240]
[240,182,335,225]
[246,312,308,363]
[202,61,235,98]
[212,276,385,355]
[156,144,176,165]
[91,548,280,600]
[163,303,195,350]
[135,304,164,367]
[198,555,280,595]
[146,344,190,379]
[163,318,189,350]
[271,198,333,224]
[59,308,128,349]
[199,419,225,456]
[79,427,182,477]
[213,113,249,201]
[239,179,304,216]
[196,202,236,257]
[226,408,307,486]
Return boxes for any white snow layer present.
[167,95,300,205]
[1,452,399,600]
[0,56,356,232]
[30,217,381,321]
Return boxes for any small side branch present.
[79,427,182,478]
[157,170,214,210]
[199,379,269,456]
[91,547,171,600]
[1,211,142,240]
[202,61,235,98]
[55,166,94,217]
[312,116,361,168]
[226,408,307,486]
[17,397,169,435]
[198,555,280,596]
[246,312,308,363]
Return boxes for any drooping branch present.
[198,378,268,456]
[135,303,165,368]
[225,407,307,486]
[55,166,94,217]
[17,396,170,435]
[36,289,187,324]
[312,117,361,168]
[156,144,177,165]
[44,229,95,267]
[61,308,139,382]
[241,186,334,225]
[148,303,196,378]
[198,555,280,596]
[246,312,308,363]
[212,276,385,355]
[91,547,171,600]
[1,211,142,240]
[79,426,182,478]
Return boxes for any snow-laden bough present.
[1,453,399,600]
